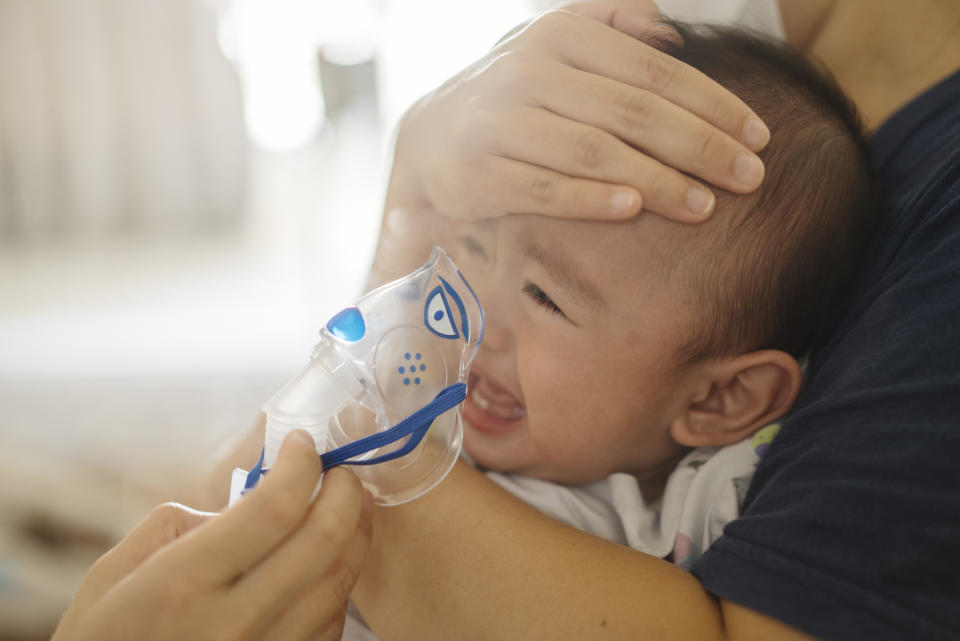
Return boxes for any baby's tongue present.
[469,373,526,420]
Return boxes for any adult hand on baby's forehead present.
[393,2,769,224]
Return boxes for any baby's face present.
[443,213,699,485]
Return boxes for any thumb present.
[57,502,215,637]
[83,503,215,597]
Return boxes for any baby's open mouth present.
[467,371,526,421]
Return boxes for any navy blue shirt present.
[693,69,960,641]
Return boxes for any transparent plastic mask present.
[258,246,484,505]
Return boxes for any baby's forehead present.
[450,209,730,293]
[508,213,692,265]
[483,214,699,301]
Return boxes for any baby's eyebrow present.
[457,234,489,259]
[520,239,608,310]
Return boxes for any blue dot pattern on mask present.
[400,354,424,385]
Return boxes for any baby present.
[428,20,876,561]
[344,21,876,640]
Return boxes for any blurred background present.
[0,0,537,637]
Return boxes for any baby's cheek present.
[519,345,588,430]
[515,326,566,385]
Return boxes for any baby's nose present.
[482,318,512,353]
[468,268,513,352]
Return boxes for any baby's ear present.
[670,350,802,448]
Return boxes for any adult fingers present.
[257,492,372,641]
[87,503,212,591]
[156,429,324,586]
[230,467,368,623]
[493,106,716,221]
[58,502,214,629]
[527,11,770,153]
[481,156,641,220]
[530,63,765,193]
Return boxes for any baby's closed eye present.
[522,281,565,318]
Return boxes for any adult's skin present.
[381,1,772,231]
[348,1,960,641]
[53,430,371,641]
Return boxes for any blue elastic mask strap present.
[244,447,267,490]
[243,382,467,492]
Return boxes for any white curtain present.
[0,0,248,239]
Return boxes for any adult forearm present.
[352,461,726,641]
[366,109,451,290]
[777,0,836,51]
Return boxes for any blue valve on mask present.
[230,246,484,506]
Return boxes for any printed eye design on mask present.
[424,276,470,340]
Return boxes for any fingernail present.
[742,116,770,150]
[644,25,683,49]
[735,153,765,189]
[685,187,715,219]
[610,190,639,216]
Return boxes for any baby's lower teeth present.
[471,389,491,410]
[471,389,526,420]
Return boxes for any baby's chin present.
[460,424,529,475]
[460,429,504,472]
[462,433,612,485]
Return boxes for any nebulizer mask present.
[230,247,484,506]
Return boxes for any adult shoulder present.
[693,69,960,641]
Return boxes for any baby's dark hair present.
[659,22,878,366]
